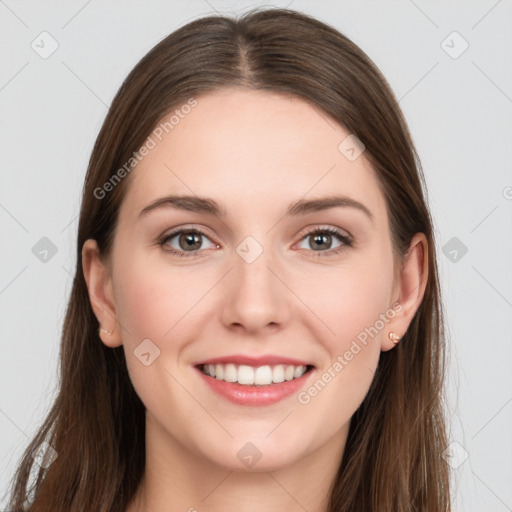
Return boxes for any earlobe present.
[382,233,428,352]
[81,239,123,348]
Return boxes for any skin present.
[82,88,427,512]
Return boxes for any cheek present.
[295,267,391,427]
[112,251,203,342]
[298,251,393,394]
[302,256,394,346]
[112,254,205,412]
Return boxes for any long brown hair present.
[4,7,450,511]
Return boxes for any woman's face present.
[85,88,423,472]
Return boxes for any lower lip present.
[195,367,314,406]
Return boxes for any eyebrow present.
[138,194,374,222]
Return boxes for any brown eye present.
[297,227,352,255]
[160,228,217,257]
[176,231,203,251]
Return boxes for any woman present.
[5,7,451,511]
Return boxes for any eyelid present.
[159,224,214,240]
[294,224,352,242]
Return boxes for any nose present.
[220,240,290,335]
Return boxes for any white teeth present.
[201,363,309,386]
[223,363,237,383]
[238,365,254,385]
[293,366,304,378]
[272,365,285,383]
[254,365,272,385]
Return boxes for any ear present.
[381,232,428,352]
[82,239,123,348]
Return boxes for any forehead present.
[120,88,386,222]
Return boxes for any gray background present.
[1,1,511,510]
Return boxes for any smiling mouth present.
[197,363,315,386]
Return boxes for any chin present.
[196,432,312,473]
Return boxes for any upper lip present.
[195,354,314,368]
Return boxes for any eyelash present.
[158,226,353,258]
